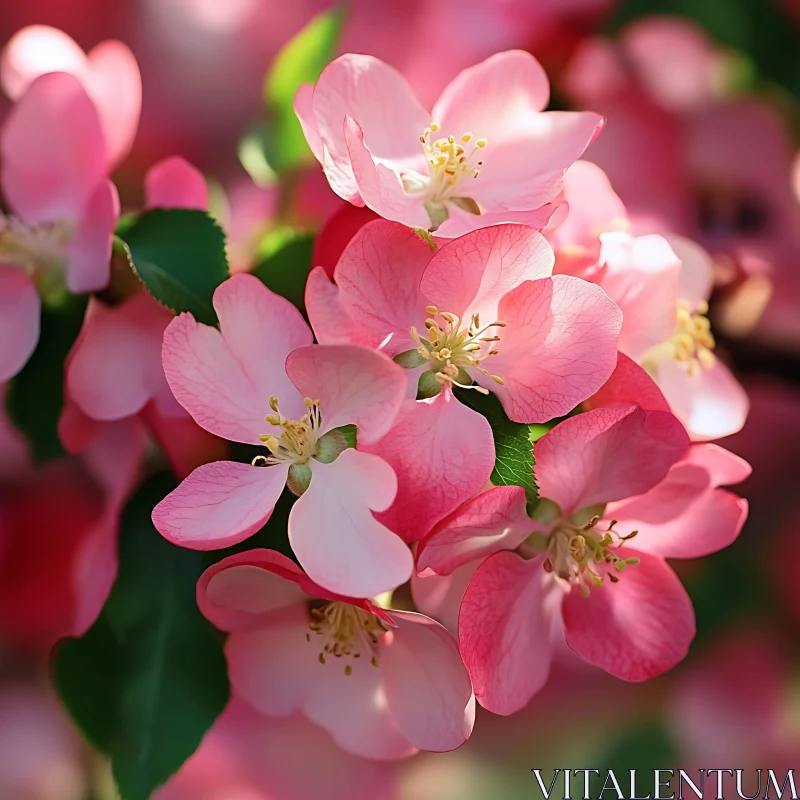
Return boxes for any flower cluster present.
[0,22,751,786]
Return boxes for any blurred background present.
[1,0,799,797]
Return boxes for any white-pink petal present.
[144,156,208,211]
[0,268,39,382]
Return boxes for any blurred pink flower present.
[0,683,86,800]
[153,273,412,597]
[420,404,721,713]
[156,699,399,800]
[307,220,622,423]
[295,50,603,235]
[197,549,475,759]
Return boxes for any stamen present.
[257,396,322,465]
[307,601,386,675]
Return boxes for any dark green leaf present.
[251,228,314,313]
[265,9,343,172]
[454,389,538,501]
[54,474,230,800]
[119,209,229,325]
[6,294,87,462]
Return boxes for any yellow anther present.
[430,122,440,132]
[461,132,472,142]
[424,305,439,315]
[476,138,487,148]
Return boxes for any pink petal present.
[666,234,713,308]
[1,26,87,100]
[486,275,622,422]
[311,53,429,178]
[225,608,316,718]
[536,405,689,515]
[583,352,670,413]
[654,357,749,441]
[293,82,323,163]
[435,201,562,239]
[410,561,479,636]
[144,156,208,211]
[197,550,308,632]
[1,71,107,223]
[607,444,750,559]
[469,112,605,213]
[66,293,168,421]
[597,232,681,361]
[152,461,288,550]
[63,178,119,293]
[288,450,412,598]
[344,116,431,229]
[306,219,433,355]
[459,552,561,714]
[312,202,380,278]
[0,268,39,382]
[363,389,495,543]
[417,485,532,575]
[302,646,416,760]
[562,548,695,681]
[379,610,475,752]
[84,40,141,169]
[162,275,311,444]
[433,51,551,134]
[285,344,406,444]
[421,224,554,323]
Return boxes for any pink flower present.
[60,157,223,480]
[197,549,475,759]
[156,699,399,800]
[417,403,750,714]
[295,50,603,236]
[307,219,622,423]
[152,273,412,598]
[1,25,142,170]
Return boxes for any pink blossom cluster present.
[0,27,751,772]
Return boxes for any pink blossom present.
[418,404,750,713]
[60,157,223,480]
[295,50,603,236]
[197,549,475,759]
[152,273,412,597]
[156,699,399,800]
[307,219,622,424]
[0,66,127,381]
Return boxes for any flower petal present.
[84,40,141,169]
[411,561,480,636]
[306,219,432,355]
[379,610,475,752]
[63,178,118,293]
[152,461,288,550]
[421,223,554,323]
[0,268,39,382]
[486,275,622,422]
[417,486,531,576]
[285,344,406,444]
[535,405,689,515]
[363,389,495,543]
[312,201,380,278]
[562,548,695,681]
[607,444,750,559]
[288,450,412,597]
[1,71,107,223]
[654,357,749,441]
[66,293,169,421]
[144,156,208,210]
[197,550,308,632]
[459,552,561,715]
[583,352,670,413]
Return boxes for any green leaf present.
[6,294,87,462]
[54,474,230,800]
[251,227,314,313]
[334,423,358,449]
[119,209,229,326]
[454,389,538,501]
[264,9,343,172]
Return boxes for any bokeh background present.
[1,1,799,797]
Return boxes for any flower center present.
[254,396,321,466]
[669,300,716,376]
[0,215,71,276]
[306,601,387,675]
[542,515,639,597]
[419,123,487,204]
[410,305,505,394]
